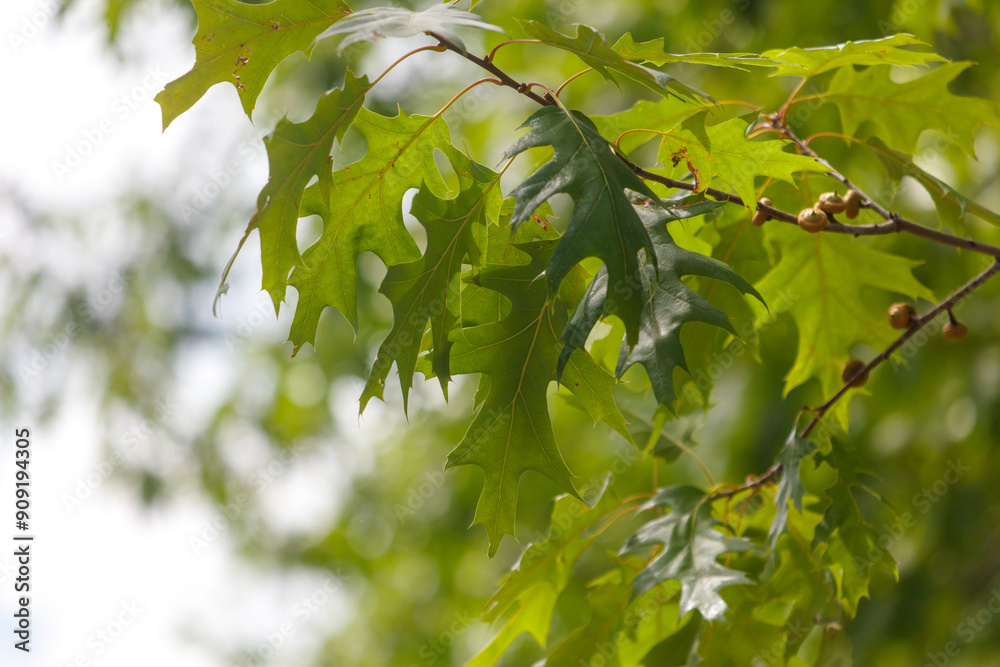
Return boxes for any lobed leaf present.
[517,21,710,102]
[447,242,626,555]
[622,485,754,620]
[824,62,1000,157]
[155,0,349,128]
[761,34,945,78]
[315,4,504,53]
[559,199,762,410]
[360,161,501,414]
[655,113,827,210]
[288,107,468,352]
[502,106,661,348]
[753,225,935,425]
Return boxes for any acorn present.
[943,320,968,340]
[818,192,847,215]
[752,198,771,226]
[844,189,862,219]
[841,359,869,388]
[887,302,916,329]
[798,207,828,233]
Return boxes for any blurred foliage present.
[6,0,1000,665]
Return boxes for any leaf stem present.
[555,68,594,97]
[485,39,544,63]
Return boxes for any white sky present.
[0,0,388,665]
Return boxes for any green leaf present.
[447,241,623,555]
[360,162,500,414]
[592,97,705,156]
[865,137,1000,230]
[502,106,661,347]
[810,437,897,617]
[468,477,622,665]
[655,113,827,210]
[622,485,753,620]
[287,107,467,351]
[559,200,762,409]
[612,32,782,70]
[769,430,818,546]
[241,71,370,314]
[517,21,709,102]
[155,0,349,128]
[760,34,945,78]
[544,579,633,667]
[316,4,504,53]
[825,62,1000,156]
[753,226,935,424]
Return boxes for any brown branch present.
[800,258,1000,438]
[709,463,783,501]
[428,32,554,107]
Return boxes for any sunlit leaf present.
[316,4,504,53]
[761,34,945,78]
[155,0,349,128]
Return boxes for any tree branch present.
[429,32,554,107]
[800,258,1000,438]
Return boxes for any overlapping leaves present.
[360,162,500,413]
[622,485,753,620]
[502,105,662,347]
[288,107,469,351]
[446,240,627,556]
[559,198,763,409]
[517,21,709,102]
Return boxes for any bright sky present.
[0,0,391,664]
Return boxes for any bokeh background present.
[2,0,1000,665]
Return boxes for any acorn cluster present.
[795,190,862,233]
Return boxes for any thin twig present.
[428,32,553,107]
[709,463,782,500]
[800,258,1000,438]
